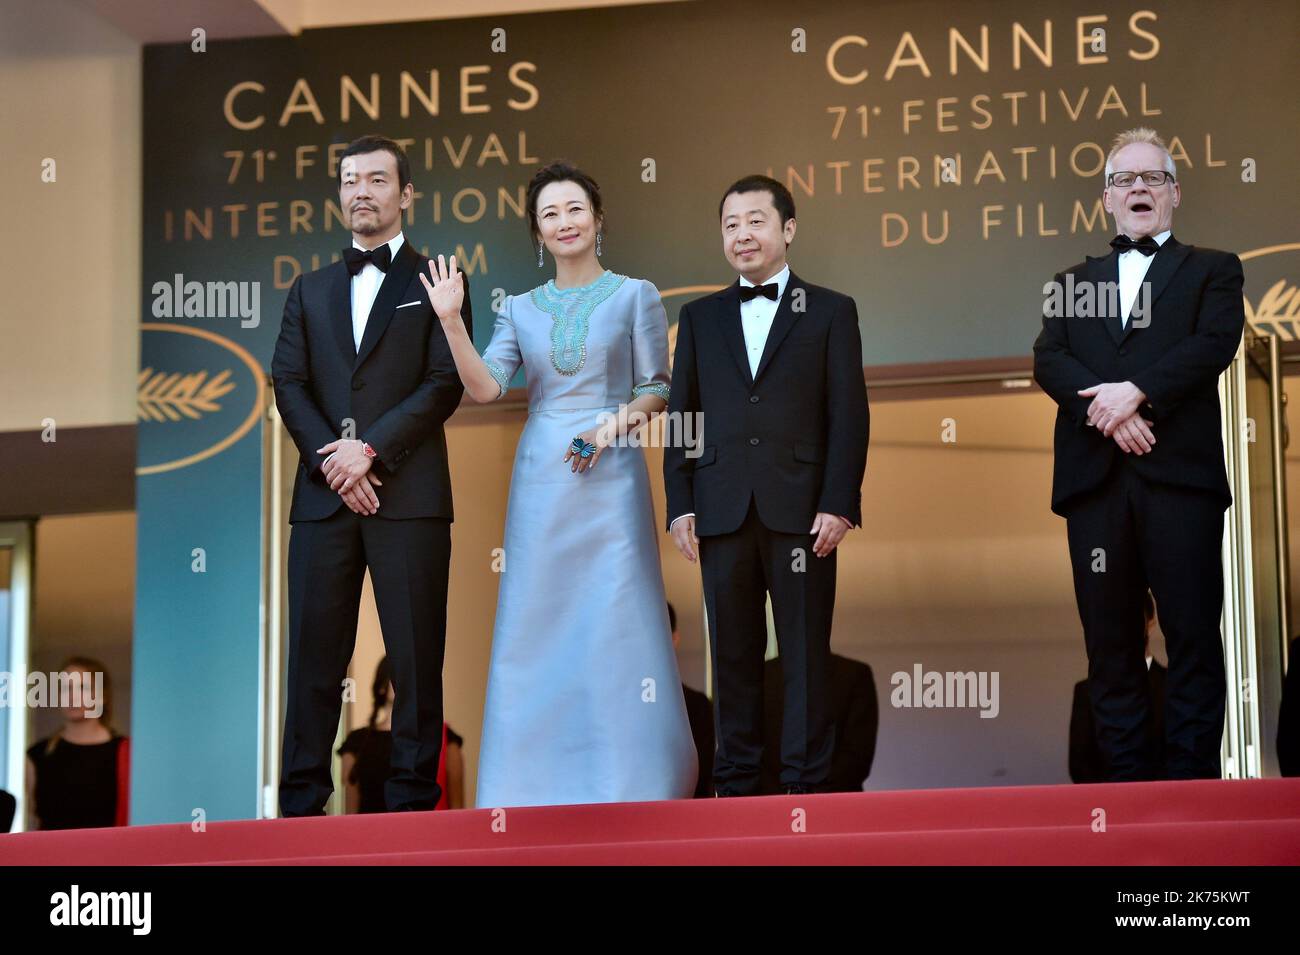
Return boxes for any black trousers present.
[1064,463,1226,781]
[699,499,838,794]
[279,506,451,815]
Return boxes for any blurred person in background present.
[25,656,129,830]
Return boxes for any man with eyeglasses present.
[1033,127,1245,782]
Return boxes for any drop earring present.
[596,232,603,257]
[537,240,544,268]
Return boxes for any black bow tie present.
[739,282,778,303]
[343,244,392,275]
[1110,234,1162,257]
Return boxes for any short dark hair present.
[718,174,795,226]
[667,602,677,632]
[526,160,604,244]
[339,135,412,190]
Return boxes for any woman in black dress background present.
[25,656,129,830]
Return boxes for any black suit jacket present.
[664,273,869,536]
[1032,237,1245,516]
[1069,662,1167,783]
[760,654,878,793]
[271,240,471,523]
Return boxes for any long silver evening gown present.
[474,270,698,808]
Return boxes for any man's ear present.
[785,218,797,246]
[400,182,414,209]
[1102,187,1114,214]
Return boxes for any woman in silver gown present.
[420,161,697,808]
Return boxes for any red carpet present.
[4,779,1298,865]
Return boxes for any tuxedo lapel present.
[753,272,804,383]
[717,282,754,387]
[1087,251,1124,346]
[1118,238,1191,345]
[329,260,356,365]
[354,241,419,370]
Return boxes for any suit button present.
[749,395,760,403]
[352,380,365,390]
[1119,348,1127,356]
[749,437,759,446]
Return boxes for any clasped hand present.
[1078,381,1156,455]
[318,438,383,515]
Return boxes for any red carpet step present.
[4,779,1298,866]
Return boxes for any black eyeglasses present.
[1107,170,1176,188]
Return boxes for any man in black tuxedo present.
[271,135,471,815]
[1069,592,1167,783]
[1034,128,1244,781]
[665,175,869,796]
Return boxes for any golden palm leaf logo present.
[137,367,237,422]
[1245,279,1300,341]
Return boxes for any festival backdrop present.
[133,0,1299,821]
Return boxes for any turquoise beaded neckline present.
[531,270,626,376]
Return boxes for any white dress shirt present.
[351,232,406,350]
[739,264,790,377]
[324,232,404,470]
[1118,229,1170,329]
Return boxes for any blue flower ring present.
[570,436,597,459]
